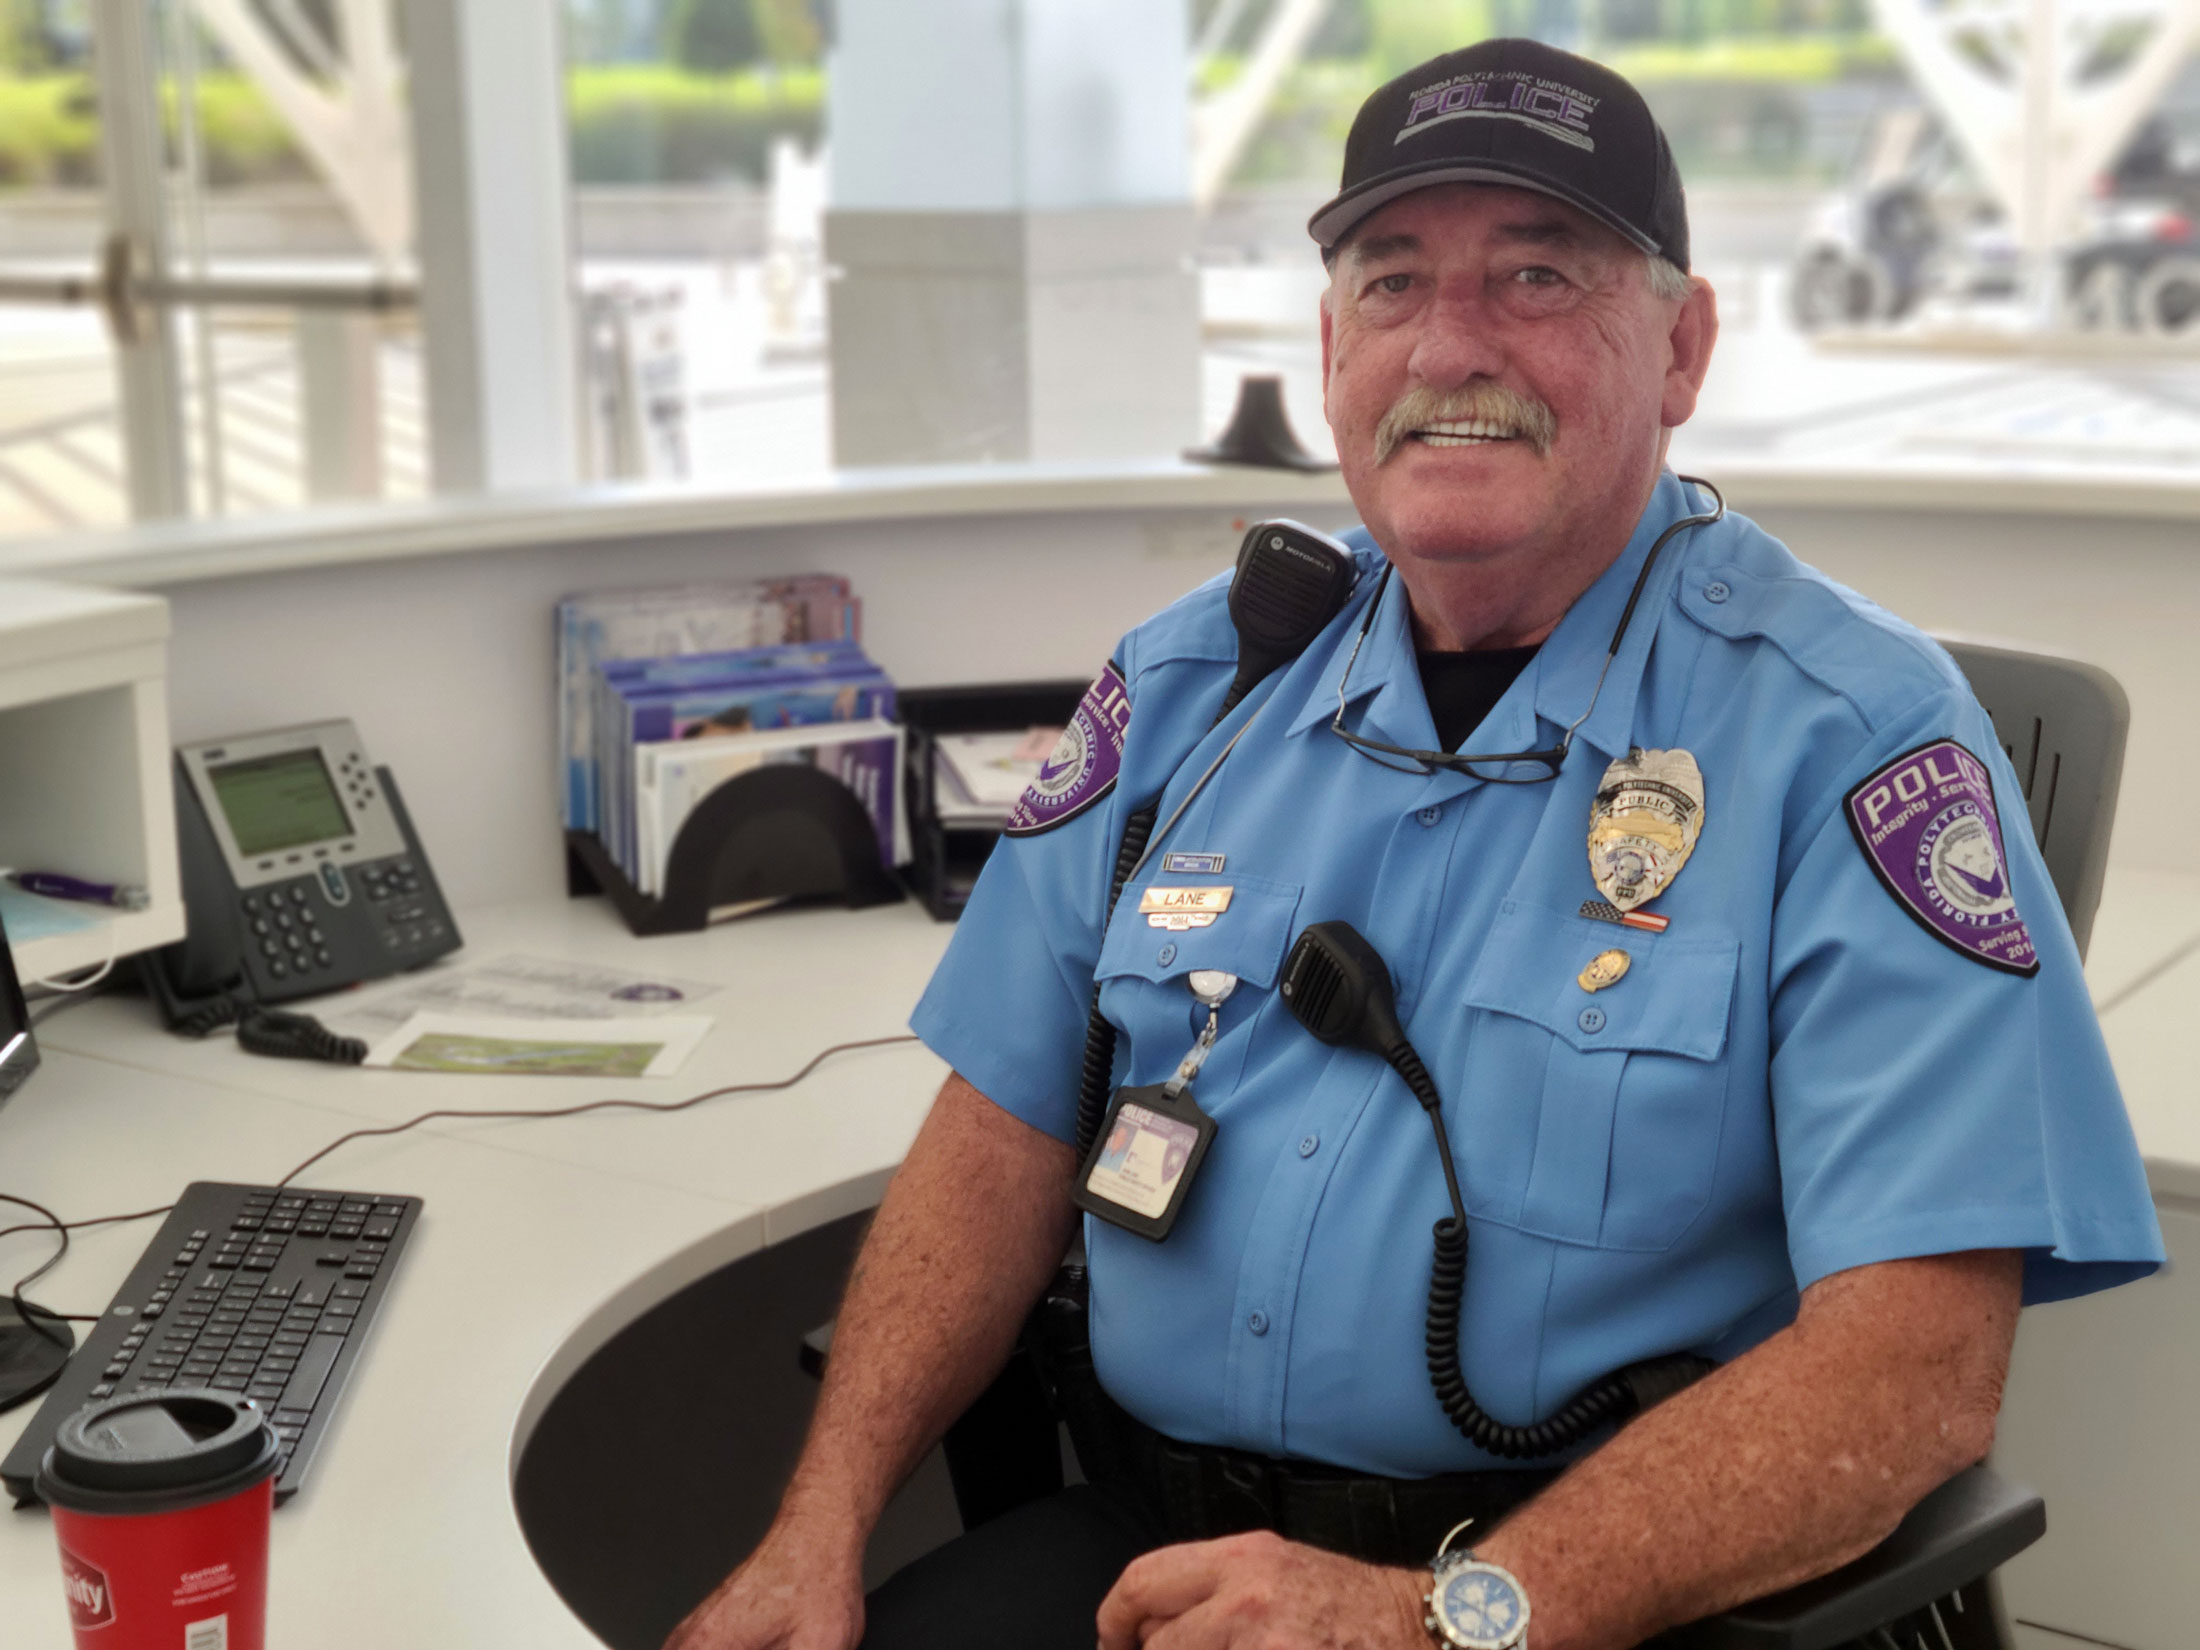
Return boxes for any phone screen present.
[207,749,353,856]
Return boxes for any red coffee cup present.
[35,1389,279,1650]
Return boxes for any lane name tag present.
[1139,885,1233,930]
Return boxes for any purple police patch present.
[1844,738,2039,977]
[1005,663,1131,837]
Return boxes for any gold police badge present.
[1587,748,1704,912]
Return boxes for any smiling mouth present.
[1411,418,1520,448]
[1375,385,1557,463]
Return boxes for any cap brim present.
[1308,161,1662,261]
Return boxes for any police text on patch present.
[1844,738,2038,976]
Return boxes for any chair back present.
[1938,639,2128,963]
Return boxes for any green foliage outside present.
[0,0,61,74]
[752,0,823,65]
[669,0,760,73]
[567,64,823,185]
[0,64,824,192]
[0,72,301,190]
[0,74,93,187]
[0,0,1894,197]
[1602,32,1898,81]
[666,0,822,73]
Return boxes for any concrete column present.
[825,0,1200,466]
[400,0,580,494]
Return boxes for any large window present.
[564,0,831,485]
[0,0,426,543]
[6,1,2199,549]
[1190,0,2200,479]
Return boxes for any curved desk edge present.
[508,1164,900,1481]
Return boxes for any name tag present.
[1139,885,1233,930]
[1073,1082,1217,1241]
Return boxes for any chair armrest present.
[1661,1465,2043,1650]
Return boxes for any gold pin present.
[1578,949,1631,992]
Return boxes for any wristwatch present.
[1423,1549,1531,1650]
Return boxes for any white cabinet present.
[0,578,183,983]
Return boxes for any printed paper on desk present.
[934,730,1060,814]
[364,1013,711,1077]
[328,953,724,1039]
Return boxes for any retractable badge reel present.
[1072,971,1234,1240]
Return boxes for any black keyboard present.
[3,1181,421,1506]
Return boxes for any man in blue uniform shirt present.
[667,37,2163,1650]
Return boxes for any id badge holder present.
[1072,971,1233,1243]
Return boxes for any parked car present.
[1790,109,2200,335]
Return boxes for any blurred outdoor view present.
[5,0,2200,543]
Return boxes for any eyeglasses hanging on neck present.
[1328,476,1725,782]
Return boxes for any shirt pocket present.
[1460,900,1740,1252]
[1094,872,1303,1101]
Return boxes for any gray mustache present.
[1373,383,1558,463]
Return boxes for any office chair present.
[806,640,2130,1650]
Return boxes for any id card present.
[1072,1082,1217,1242]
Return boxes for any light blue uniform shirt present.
[911,471,2164,1478]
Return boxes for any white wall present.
[152,503,1348,910]
[148,494,2194,912]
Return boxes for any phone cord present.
[237,1007,368,1066]
[1387,1041,1714,1459]
[168,993,365,1065]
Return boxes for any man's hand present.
[1097,1531,1430,1650]
[661,1515,865,1650]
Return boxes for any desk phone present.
[152,720,459,1017]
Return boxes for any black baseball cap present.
[1309,38,1689,272]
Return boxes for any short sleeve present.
[908,802,1122,1142]
[1768,693,2164,1305]
[908,657,1155,1140]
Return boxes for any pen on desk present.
[9,870,150,910]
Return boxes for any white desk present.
[0,880,2195,1650]
[0,897,952,1648]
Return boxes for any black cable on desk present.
[0,1032,925,1314]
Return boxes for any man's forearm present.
[1460,1249,2022,1650]
[774,1072,1078,1546]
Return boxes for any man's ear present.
[1319,287,1337,423]
[1660,279,1719,429]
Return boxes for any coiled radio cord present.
[1281,921,1712,1460]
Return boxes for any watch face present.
[1434,1561,1528,1649]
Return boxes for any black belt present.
[1113,1406,1561,1568]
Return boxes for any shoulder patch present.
[1844,739,2039,976]
[1004,663,1132,837]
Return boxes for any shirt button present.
[1247,1311,1269,1336]
[1299,1134,1319,1158]
[1704,580,1731,603]
[1157,942,1177,966]
[1578,1006,1607,1034]
[1416,805,1442,827]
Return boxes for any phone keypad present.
[238,862,449,993]
[242,882,336,981]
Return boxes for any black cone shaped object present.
[1185,375,1337,472]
